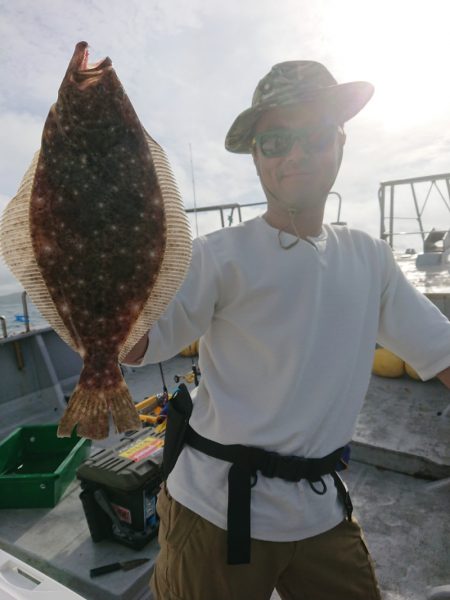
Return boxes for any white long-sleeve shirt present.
[140,215,450,541]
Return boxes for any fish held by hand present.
[0,41,192,439]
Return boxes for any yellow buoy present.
[180,341,199,357]
[405,362,422,381]
[372,348,405,378]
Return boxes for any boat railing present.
[185,190,345,230]
[186,202,244,228]
[0,291,31,337]
[378,172,450,251]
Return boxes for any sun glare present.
[323,0,450,132]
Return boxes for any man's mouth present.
[281,171,313,178]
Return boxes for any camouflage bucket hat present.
[225,60,374,154]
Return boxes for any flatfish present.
[0,42,192,439]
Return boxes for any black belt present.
[185,425,352,564]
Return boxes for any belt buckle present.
[286,455,310,481]
[260,451,280,478]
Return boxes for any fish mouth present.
[71,41,112,73]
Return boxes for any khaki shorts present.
[150,483,382,600]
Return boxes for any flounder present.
[0,42,192,439]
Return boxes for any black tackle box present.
[77,429,163,550]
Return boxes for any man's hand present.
[122,332,149,365]
[436,365,450,389]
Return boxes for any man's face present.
[252,103,346,212]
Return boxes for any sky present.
[1,0,450,295]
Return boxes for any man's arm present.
[122,332,149,365]
[120,237,219,367]
[436,365,450,389]
[377,241,450,382]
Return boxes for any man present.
[124,61,450,600]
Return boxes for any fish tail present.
[57,364,141,440]
[57,385,109,439]
[108,379,143,435]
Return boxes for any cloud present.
[0,111,42,197]
[1,0,450,300]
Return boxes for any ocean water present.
[0,291,49,337]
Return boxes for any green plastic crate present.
[0,424,91,508]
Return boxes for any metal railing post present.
[389,185,395,248]
[379,184,386,241]
[21,291,30,333]
[0,316,7,339]
[410,182,425,247]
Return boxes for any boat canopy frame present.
[378,173,450,251]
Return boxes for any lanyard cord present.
[261,180,303,250]
[277,209,304,249]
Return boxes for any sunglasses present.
[252,124,339,158]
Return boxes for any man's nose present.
[287,138,309,160]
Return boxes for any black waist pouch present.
[162,383,193,479]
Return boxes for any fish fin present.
[0,150,80,355]
[109,383,143,436]
[57,386,109,439]
[58,377,141,440]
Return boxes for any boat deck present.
[0,335,449,599]
[1,450,447,600]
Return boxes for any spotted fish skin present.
[30,41,166,439]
